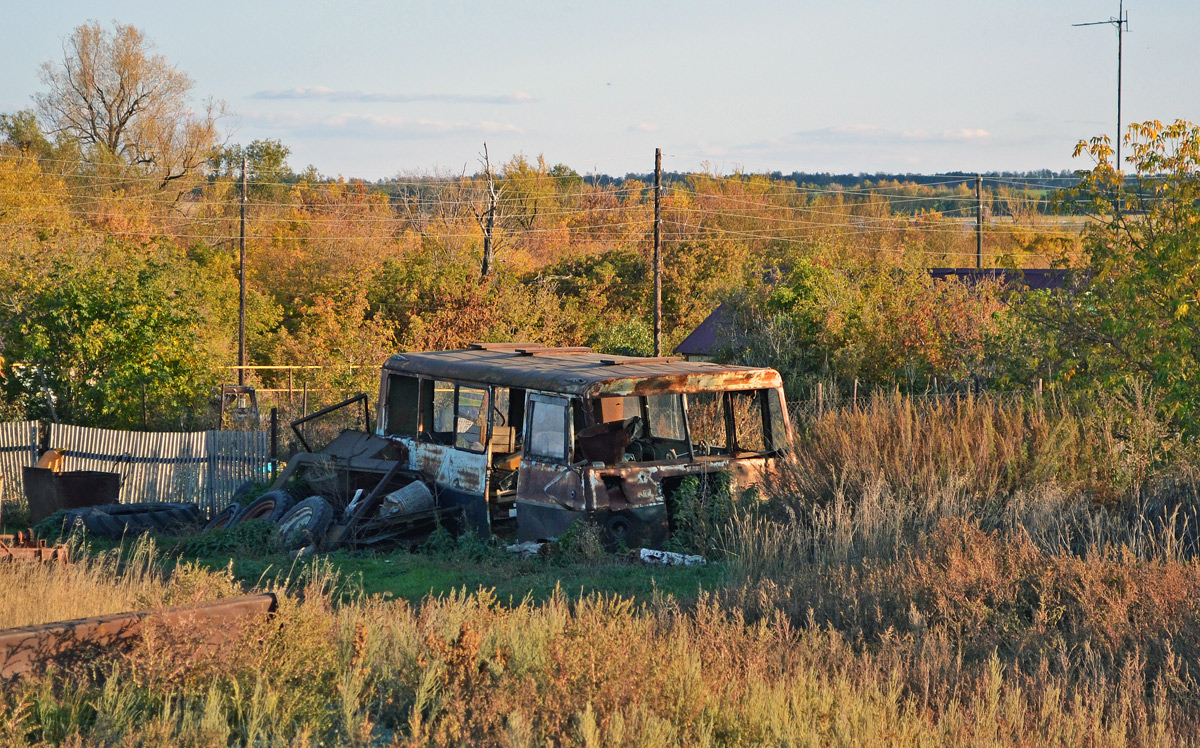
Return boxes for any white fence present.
[0,422,272,516]
[0,421,39,504]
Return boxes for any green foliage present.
[175,518,282,557]
[0,252,222,428]
[1021,119,1200,434]
[554,519,606,562]
[666,473,736,558]
[0,109,54,158]
[722,253,1006,397]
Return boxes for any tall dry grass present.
[0,536,240,629]
[3,391,1200,745]
[2,555,1195,747]
[723,387,1200,746]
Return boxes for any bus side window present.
[455,386,489,451]
[527,394,569,463]
[384,374,420,437]
[424,380,455,445]
[729,390,768,454]
[491,387,526,453]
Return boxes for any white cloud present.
[941,128,990,140]
[628,122,660,133]
[243,111,524,138]
[251,87,536,105]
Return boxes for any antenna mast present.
[1074,1,1130,166]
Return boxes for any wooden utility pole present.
[238,157,247,386]
[975,174,983,270]
[653,148,663,357]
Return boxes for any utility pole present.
[238,157,247,387]
[975,174,983,270]
[653,148,663,357]
[1075,1,1130,166]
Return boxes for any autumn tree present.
[34,21,221,191]
[1020,119,1200,432]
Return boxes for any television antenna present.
[1074,1,1130,166]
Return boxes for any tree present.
[0,110,55,159]
[0,254,221,428]
[210,138,293,199]
[34,21,221,189]
[1023,119,1200,432]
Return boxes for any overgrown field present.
[5,393,1200,746]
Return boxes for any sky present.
[3,1,1197,179]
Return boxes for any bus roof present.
[381,344,782,398]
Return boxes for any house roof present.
[674,306,730,358]
[382,343,782,397]
[927,267,1070,291]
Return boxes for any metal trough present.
[0,593,277,679]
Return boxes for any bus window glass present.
[528,397,569,462]
[645,394,686,441]
[431,380,455,443]
[766,388,788,451]
[455,386,489,451]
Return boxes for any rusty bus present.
[364,343,792,548]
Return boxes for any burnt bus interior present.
[383,377,789,465]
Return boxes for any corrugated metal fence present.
[0,421,39,504]
[12,424,273,516]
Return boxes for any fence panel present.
[0,421,39,503]
[206,430,272,515]
[47,425,270,514]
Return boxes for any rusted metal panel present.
[0,593,276,680]
[383,348,784,398]
[0,533,69,564]
[23,467,120,523]
[518,459,586,512]
[411,442,487,495]
[588,369,783,397]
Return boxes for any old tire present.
[203,503,244,532]
[233,490,296,525]
[81,511,126,539]
[276,496,335,550]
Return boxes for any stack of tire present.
[64,502,202,539]
[203,488,335,551]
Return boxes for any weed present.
[554,519,606,563]
[174,519,283,557]
[666,473,736,558]
[1,499,31,530]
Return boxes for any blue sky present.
[3,1,1197,178]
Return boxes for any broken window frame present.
[525,392,572,465]
[383,373,421,437]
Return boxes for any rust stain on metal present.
[0,533,69,564]
[0,593,277,680]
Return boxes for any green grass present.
[46,521,725,607]
[186,546,724,604]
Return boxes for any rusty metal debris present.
[0,532,69,564]
[0,593,277,680]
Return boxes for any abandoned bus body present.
[376,343,792,549]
